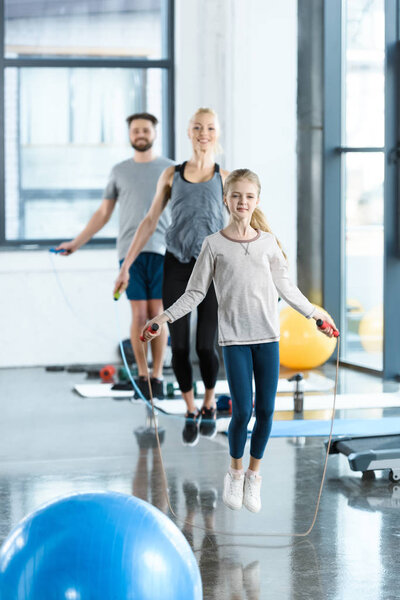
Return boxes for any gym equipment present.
[140,322,159,341]
[86,368,102,379]
[99,364,116,383]
[74,383,134,398]
[289,373,304,412]
[67,364,88,373]
[279,306,337,369]
[196,373,334,395]
[73,374,335,399]
[113,284,128,301]
[157,392,400,417]
[167,380,198,398]
[0,492,202,600]
[118,338,136,365]
[328,433,400,482]
[217,416,400,439]
[118,365,138,381]
[316,319,340,337]
[329,476,400,510]
[216,394,232,414]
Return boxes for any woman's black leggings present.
[162,251,219,393]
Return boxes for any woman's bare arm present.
[113,166,174,295]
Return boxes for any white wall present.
[0,249,131,367]
[0,0,298,367]
[175,0,298,260]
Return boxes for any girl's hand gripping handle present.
[140,323,160,342]
[316,319,340,338]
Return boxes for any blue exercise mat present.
[267,417,400,438]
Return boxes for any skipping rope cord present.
[114,300,340,539]
[48,252,115,343]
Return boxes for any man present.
[57,113,174,398]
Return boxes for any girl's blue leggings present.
[222,342,279,460]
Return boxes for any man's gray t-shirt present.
[104,156,174,261]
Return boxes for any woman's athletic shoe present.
[243,473,262,513]
[111,376,149,399]
[150,377,164,399]
[222,471,244,510]
[182,411,200,446]
[134,376,151,399]
[199,406,217,438]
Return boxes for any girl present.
[114,108,229,446]
[141,168,336,513]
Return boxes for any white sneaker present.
[243,561,261,595]
[243,474,262,513]
[222,471,244,510]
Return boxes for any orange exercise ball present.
[279,305,337,370]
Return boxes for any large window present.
[342,0,385,371]
[0,0,174,245]
[324,0,400,378]
[4,0,166,60]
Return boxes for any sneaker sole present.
[199,414,217,439]
[243,500,261,513]
[199,427,218,439]
[222,495,242,511]
[182,435,200,447]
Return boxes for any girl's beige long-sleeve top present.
[164,230,316,346]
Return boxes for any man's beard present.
[131,139,154,152]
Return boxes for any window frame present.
[323,0,400,379]
[0,0,175,249]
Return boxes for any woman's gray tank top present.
[165,162,225,263]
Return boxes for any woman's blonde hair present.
[189,107,223,155]
[224,169,287,259]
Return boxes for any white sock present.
[246,468,260,479]
[229,467,244,477]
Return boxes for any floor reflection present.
[132,423,168,514]
[131,412,261,599]
[328,475,400,512]
[181,480,260,600]
[2,365,400,599]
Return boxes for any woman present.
[140,169,336,513]
[114,108,229,446]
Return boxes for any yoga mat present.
[74,383,132,398]
[154,393,400,416]
[74,372,335,399]
[196,372,334,395]
[217,416,400,438]
[269,417,400,438]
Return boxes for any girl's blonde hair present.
[189,107,223,155]
[224,169,287,259]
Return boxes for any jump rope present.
[48,249,115,343]
[50,248,340,539]
[114,287,341,539]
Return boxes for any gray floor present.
[1,365,400,599]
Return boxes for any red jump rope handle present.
[140,323,160,342]
[316,319,340,337]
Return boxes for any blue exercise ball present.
[0,492,202,600]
